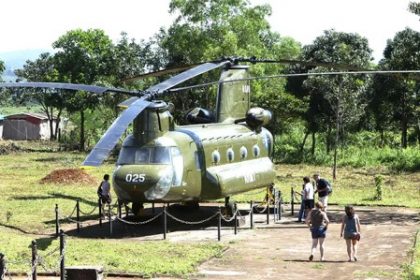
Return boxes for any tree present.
[53,29,115,150]
[0,59,4,76]
[154,0,302,133]
[409,1,420,16]
[375,28,420,147]
[298,30,373,178]
[14,53,64,140]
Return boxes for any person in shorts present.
[340,205,361,262]
[306,201,329,261]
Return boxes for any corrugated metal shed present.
[2,113,57,140]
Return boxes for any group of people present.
[296,173,362,262]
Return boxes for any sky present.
[0,0,419,62]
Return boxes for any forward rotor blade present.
[122,64,199,83]
[119,61,231,108]
[83,98,152,166]
[0,82,141,96]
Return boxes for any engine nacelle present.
[245,107,272,132]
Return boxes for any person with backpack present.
[313,173,332,211]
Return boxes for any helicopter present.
[1,57,418,214]
[0,57,277,214]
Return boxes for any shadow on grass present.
[34,236,56,250]
[12,193,98,207]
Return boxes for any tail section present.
[216,65,250,123]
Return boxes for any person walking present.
[306,201,329,262]
[313,173,331,211]
[340,205,361,262]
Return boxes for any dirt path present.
[196,206,419,280]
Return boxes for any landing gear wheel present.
[223,197,236,217]
[132,202,144,216]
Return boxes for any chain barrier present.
[79,205,98,215]
[166,211,219,225]
[253,203,269,214]
[235,208,247,223]
[37,246,61,273]
[220,209,240,222]
[115,212,163,225]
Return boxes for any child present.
[340,205,361,261]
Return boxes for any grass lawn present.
[0,142,418,277]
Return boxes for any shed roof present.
[5,112,52,120]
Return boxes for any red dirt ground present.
[40,168,97,185]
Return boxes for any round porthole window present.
[227,148,234,162]
[212,150,221,164]
[240,146,248,160]
[253,145,260,157]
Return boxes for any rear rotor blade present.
[83,98,152,166]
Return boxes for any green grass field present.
[0,141,419,277]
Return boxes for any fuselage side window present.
[240,146,248,160]
[212,150,221,164]
[253,144,260,157]
[227,148,234,162]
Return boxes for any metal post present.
[55,204,59,237]
[163,206,167,240]
[291,187,294,215]
[31,240,37,280]
[278,192,282,220]
[118,201,122,219]
[234,203,237,235]
[108,203,112,236]
[59,230,65,280]
[76,200,80,233]
[273,188,277,223]
[152,202,155,214]
[250,201,254,229]
[98,198,102,227]
[217,207,221,241]
[266,197,270,225]
[0,253,5,280]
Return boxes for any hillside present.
[0,49,51,81]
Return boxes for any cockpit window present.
[151,146,171,164]
[117,146,171,165]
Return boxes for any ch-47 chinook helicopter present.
[1,57,419,214]
[0,57,277,213]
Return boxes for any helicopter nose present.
[113,165,174,200]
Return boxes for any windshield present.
[117,146,171,165]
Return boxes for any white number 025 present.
[125,173,146,183]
